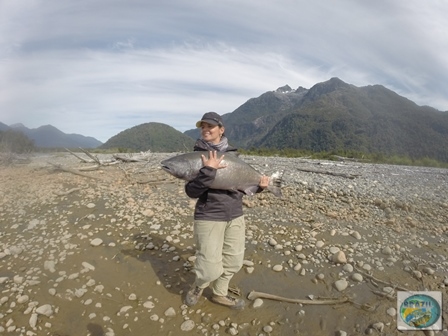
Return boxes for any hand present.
[201,151,227,170]
[259,175,269,189]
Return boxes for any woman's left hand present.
[259,175,269,189]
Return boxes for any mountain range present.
[2,77,448,161]
[186,78,448,162]
[0,123,102,148]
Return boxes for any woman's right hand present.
[201,151,227,170]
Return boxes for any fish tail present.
[268,171,283,197]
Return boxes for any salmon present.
[161,152,282,197]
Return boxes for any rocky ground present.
[0,152,447,336]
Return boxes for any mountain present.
[100,122,195,152]
[184,84,307,145]
[0,122,10,131]
[6,124,102,148]
[185,78,448,162]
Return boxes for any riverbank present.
[0,152,447,335]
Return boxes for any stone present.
[334,279,348,292]
[351,273,363,282]
[272,264,283,272]
[332,251,347,264]
[90,238,103,247]
[181,320,195,331]
[252,298,263,308]
[36,304,53,317]
[164,307,176,317]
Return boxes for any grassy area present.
[239,148,448,169]
[2,143,448,169]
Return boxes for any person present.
[184,111,269,310]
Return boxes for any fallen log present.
[296,167,360,179]
[65,148,91,163]
[78,147,101,165]
[65,148,116,165]
[247,290,349,305]
[54,187,85,196]
[47,162,101,179]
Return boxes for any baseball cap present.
[195,112,223,128]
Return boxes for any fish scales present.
[161,152,282,197]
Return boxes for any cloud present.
[1,0,447,142]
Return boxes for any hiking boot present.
[211,294,245,310]
[185,286,203,306]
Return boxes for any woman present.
[184,112,269,310]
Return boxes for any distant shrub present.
[0,130,34,153]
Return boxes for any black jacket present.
[185,140,246,221]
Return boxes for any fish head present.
[160,154,198,181]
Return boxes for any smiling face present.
[200,122,225,144]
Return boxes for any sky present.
[1,0,447,143]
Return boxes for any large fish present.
[161,152,282,197]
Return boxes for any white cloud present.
[1,0,447,142]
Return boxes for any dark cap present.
[195,112,223,128]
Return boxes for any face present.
[200,122,224,144]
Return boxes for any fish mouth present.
[161,165,171,172]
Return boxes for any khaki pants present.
[192,216,245,296]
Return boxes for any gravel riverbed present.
[0,152,447,336]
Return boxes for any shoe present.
[211,294,245,310]
[185,286,204,306]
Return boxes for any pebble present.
[36,304,53,317]
[263,325,273,333]
[351,273,363,282]
[335,331,347,336]
[272,264,283,272]
[164,307,176,317]
[381,246,392,255]
[294,245,303,251]
[252,298,263,308]
[386,307,396,316]
[334,279,348,291]
[90,238,103,247]
[332,251,347,264]
[372,322,384,332]
[351,231,362,239]
[315,240,325,248]
[329,246,340,254]
[180,320,195,331]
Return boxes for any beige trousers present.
[192,216,245,296]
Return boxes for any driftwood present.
[296,167,360,179]
[247,291,349,305]
[47,162,101,180]
[353,266,409,292]
[65,148,116,165]
[332,155,367,162]
[113,151,153,162]
[54,187,86,196]
[65,148,91,163]
[78,165,101,171]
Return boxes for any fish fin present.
[243,186,259,196]
[267,171,283,198]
